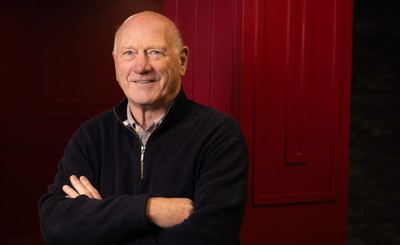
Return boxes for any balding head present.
[113,11,183,54]
[112,11,189,114]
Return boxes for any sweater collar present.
[113,88,191,128]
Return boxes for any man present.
[39,11,248,245]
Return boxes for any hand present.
[62,175,103,200]
[146,197,194,228]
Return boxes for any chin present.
[130,97,158,107]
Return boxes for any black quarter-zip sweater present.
[39,89,249,245]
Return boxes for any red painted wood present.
[252,0,349,205]
[166,0,196,98]
[166,0,351,243]
[240,0,353,244]
[1,0,352,244]
[165,0,243,119]
[285,0,311,164]
[192,0,213,106]
[209,0,235,114]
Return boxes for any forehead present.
[116,19,172,49]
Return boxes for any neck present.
[128,103,168,129]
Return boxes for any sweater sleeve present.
[39,194,152,244]
[38,125,153,245]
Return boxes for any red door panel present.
[241,0,352,244]
[166,0,352,244]
[253,0,342,205]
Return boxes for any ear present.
[112,51,117,63]
[179,46,189,76]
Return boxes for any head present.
[112,11,189,111]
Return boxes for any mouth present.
[134,80,154,84]
[130,79,156,84]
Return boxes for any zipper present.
[114,106,171,180]
[140,145,145,179]
[114,108,146,179]
[131,130,147,179]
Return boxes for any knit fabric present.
[39,89,248,245]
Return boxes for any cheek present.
[164,61,180,80]
[115,61,130,75]
[117,65,128,76]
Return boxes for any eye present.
[147,49,165,59]
[122,50,135,60]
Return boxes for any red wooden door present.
[1,0,352,243]
[166,0,353,244]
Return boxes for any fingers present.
[62,175,103,200]
[79,176,102,200]
[70,175,90,197]
[62,184,79,198]
[176,198,195,217]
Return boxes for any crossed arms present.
[63,175,194,229]
[39,113,248,244]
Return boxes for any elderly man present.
[39,11,248,245]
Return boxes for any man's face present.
[113,17,188,110]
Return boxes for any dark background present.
[348,0,400,244]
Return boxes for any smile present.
[134,80,154,84]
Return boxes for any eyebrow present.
[145,45,167,51]
[120,44,167,51]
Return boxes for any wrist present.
[146,197,158,224]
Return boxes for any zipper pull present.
[140,146,145,179]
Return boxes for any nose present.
[133,51,151,74]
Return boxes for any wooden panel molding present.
[251,0,349,205]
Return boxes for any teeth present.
[135,80,152,83]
